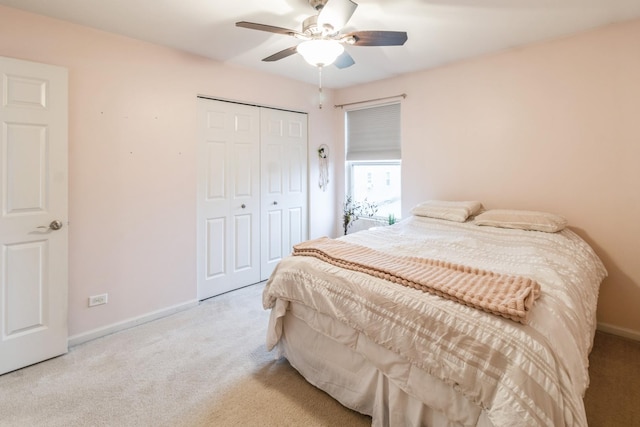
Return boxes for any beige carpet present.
[1,282,638,426]
[584,330,640,427]
[0,283,369,426]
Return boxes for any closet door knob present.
[273,201,278,205]
[241,204,246,209]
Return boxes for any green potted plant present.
[388,213,396,225]
[343,196,378,235]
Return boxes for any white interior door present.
[0,56,68,375]
[260,108,308,280]
[197,98,260,300]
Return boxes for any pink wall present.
[0,6,338,337]
[335,19,640,335]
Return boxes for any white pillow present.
[410,200,483,222]
[474,209,567,232]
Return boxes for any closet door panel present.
[288,207,303,250]
[260,108,308,280]
[206,142,226,199]
[264,144,284,195]
[267,210,283,262]
[233,213,253,271]
[206,217,226,278]
[233,143,254,197]
[288,145,305,193]
[198,99,260,300]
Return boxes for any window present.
[350,162,401,219]
[346,103,401,219]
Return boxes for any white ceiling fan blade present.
[317,0,358,34]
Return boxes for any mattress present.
[263,216,607,426]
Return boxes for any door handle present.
[273,201,278,205]
[241,204,246,209]
[37,220,63,231]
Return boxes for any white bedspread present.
[263,216,607,426]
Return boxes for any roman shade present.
[346,103,401,161]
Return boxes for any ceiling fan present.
[236,0,408,69]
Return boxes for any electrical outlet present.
[88,293,108,307]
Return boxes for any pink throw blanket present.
[293,237,540,323]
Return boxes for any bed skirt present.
[270,300,495,427]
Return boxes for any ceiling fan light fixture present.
[297,39,344,67]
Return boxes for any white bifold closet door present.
[197,98,307,300]
[260,108,308,280]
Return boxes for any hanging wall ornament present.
[318,144,329,192]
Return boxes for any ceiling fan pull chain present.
[318,66,323,109]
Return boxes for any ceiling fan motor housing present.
[302,15,323,36]
[303,9,339,37]
[309,0,328,11]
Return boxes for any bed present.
[262,206,607,426]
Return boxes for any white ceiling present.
[2,0,639,88]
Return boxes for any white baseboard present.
[597,322,640,342]
[68,299,199,347]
